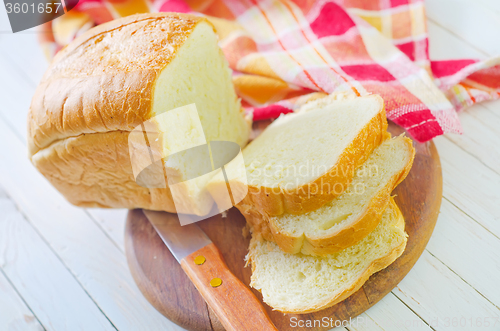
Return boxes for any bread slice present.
[209,94,389,217]
[246,198,407,314]
[240,135,414,255]
[28,13,250,214]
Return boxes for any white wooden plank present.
[426,0,500,56]
[426,199,500,308]
[86,209,128,252]
[0,40,129,254]
[0,118,183,331]
[0,270,44,331]
[351,293,431,331]
[0,196,115,331]
[427,20,486,60]
[394,250,500,330]
[0,188,43,331]
[435,137,500,237]
[0,56,36,142]
[444,103,500,176]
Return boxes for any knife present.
[143,210,277,331]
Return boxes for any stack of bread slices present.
[209,93,415,314]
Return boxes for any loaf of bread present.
[246,198,407,314]
[27,13,250,214]
[240,135,415,255]
[208,95,390,217]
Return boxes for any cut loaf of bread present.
[28,13,250,215]
[209,94,389,216]
[246,198,407,314]
[240,135,415,255]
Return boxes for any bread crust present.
[28,13,209,156]
[268,136,414,255]
[247,198,407,314]
[230,95,389,217]
[31,130,178,211]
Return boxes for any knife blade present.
[142,210,277,331]
[144,210,211,262]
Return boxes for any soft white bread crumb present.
[246,198,407,314]
[28,15,250,214]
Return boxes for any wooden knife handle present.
[181,243,277,331]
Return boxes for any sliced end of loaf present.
[210,94,389,216]
[29,16,250,214]
[246,198,407,314]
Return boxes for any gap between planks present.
[0,192,117,330]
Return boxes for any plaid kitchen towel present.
[38,0,500,142]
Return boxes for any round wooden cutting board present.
[124,122,442,331]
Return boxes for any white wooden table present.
[1,1,499,330]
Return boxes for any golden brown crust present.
[232,95,389,217]
[31,130,178,211]
[247,198,407,314]
[237,204,276,242]
[27,13,210,156]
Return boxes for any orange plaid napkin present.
[39,0,500,142]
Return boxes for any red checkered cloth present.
[39,0,500,142]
